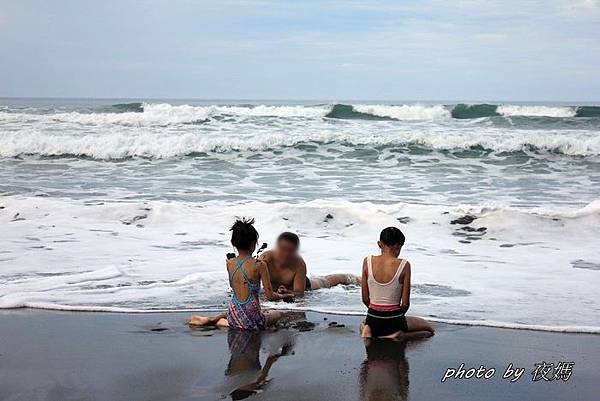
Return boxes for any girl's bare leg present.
[385,316,434,339]
[360,323,372,338]
[187,313,227,327]
[405,316,434,336]
[388,330,431,340]
[264,310,285,327]
[360,316,434,339]
[264,310,306,327]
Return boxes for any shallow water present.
[1,99,599,332]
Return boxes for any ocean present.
[1,98,599,333]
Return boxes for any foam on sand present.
[1,196,599,332]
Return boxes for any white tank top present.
[367,255,406,306]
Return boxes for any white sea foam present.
[0,103,331,126]
[1,196,599,332]
[6,302,597,333]
[0,103,591,129]
[2,127,600,158]
[498,105,576,117]
[353,104,451,120]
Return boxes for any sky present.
[1,0,599,100]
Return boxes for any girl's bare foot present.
[348,274,361,286]
[187,315,210,326]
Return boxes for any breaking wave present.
[2,129,600,159]
[325,104,394,120]
[325,104,449,120]
[576,106,600,118]
[105,102,144,113]
[497,105,576,118]
[326,103,597,120]
[1,102,599,127]
[353,104,450,120]
[0,103,331,126]
[451,103,599,119]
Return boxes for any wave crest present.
[576,106,600,118]
[497,105,576,117]
[450,103,498,119]
[0,103,331,126]
[1,102,599,126]
[2,129,600,159]
[353,104,450,120]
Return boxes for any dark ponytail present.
[230,217,259,251]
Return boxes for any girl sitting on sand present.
[188,218,292,330]
[360,227,434,339]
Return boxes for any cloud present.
[1,0,599,99]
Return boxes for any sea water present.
[1,99,599,332]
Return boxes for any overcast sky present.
[1,0,599,100]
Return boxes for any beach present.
[1,100,599,399]
[1,309,597,401]
[2,1,600,399]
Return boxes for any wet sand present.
[0,309,598,401]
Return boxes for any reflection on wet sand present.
[224,330,295,400]
[360,339,410,401]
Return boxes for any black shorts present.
[365,308,408,338]
[305,277,312,290]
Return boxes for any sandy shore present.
[0,309,597,401]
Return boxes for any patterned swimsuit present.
[227,256,266,330]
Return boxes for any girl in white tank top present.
[366,255,408,309]
[360,227,434,339]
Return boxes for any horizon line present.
[1,96,600,104]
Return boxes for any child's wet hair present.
[379,226,405,247]
[230,217,259,251]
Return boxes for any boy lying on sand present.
[260,231,360,297]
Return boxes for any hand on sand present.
[280,343,293,356]
[281,294,295,303]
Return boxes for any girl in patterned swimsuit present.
[188,218,292,330]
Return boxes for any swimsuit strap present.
[230,255,252,284]
[230,256,260,304]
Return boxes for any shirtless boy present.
[260,232,360,297]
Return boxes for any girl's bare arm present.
[361,257,370,307]
[399,262,411,314]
